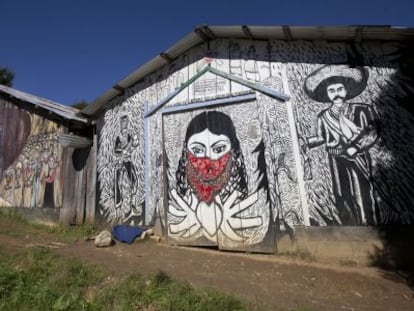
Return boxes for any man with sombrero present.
[302,65,378,225]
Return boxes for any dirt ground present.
[1,218,413,311]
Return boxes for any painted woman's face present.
[186,129,233,203]
[187,129,231,160]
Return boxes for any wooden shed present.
[0,85,95,225]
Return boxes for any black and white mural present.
[256,83,303,232]
[301,65,378,225]
[289,44,414,226]
[164,108,274,251]
[96,38,414,246]
[97,96,145,224]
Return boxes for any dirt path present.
[1,219,413,310]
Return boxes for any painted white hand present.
[168,189,200,237]
[196,200,223,237]
[218,191,262,242]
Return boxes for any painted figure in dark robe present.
[114,114,139,218]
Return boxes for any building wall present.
[0,98,64,209]
[96,91,145,225]
[96,38,414,252]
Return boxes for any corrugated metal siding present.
[58,133,92,148]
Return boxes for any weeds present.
[93,271,255,311]
[0,209,106,242]
[0,247,266,311]
[46,223,103,242]
[0,247,104,311]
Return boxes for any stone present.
[145,228,154,236]
[94,230,113,247]
[150,235,161,242]
[140,228,154,240]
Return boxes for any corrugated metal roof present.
[0,85,89,124]
[84,25,414,117]
[58,133,93,148]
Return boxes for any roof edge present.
[0,85,89,124]
[84,25,414,117]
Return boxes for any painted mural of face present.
[170,111,265,245]
[327,83,347,106]
[176,111,248,205]
[120,116,129,131]
[186,129,232,203]
[187,129,231,160]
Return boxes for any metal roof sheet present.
[84,25,414,117]
[0,85,88,124]
[58,133,93,148]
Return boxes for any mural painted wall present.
[283,42,414,226]
[97,38,414,251]
[164,108,274,251]
[0,100,64,208]
[97,92,145,225]
[300,65,377,226]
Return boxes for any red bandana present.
[186,151,232,204]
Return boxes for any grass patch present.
[95,271,257,311]
[0,212,316,311]
[0,246,104,311]
[0,209,106,242]
[45,223,103,243]
[0,247,267,311]
[0,209,29,224]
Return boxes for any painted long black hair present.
[176,111,248,199]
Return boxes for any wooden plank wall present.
[60,147,77,224]
[74,154,87,225]
[59,142,96,225]
[85,134,97,224]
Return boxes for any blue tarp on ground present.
[112,225,145,244]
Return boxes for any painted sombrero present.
[304,65,369,102]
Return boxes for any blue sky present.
[1,0,413,106]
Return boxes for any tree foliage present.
[71,100,89,110]
[0,67,15,87]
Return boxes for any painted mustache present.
[333,95,345,101]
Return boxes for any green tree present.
[71,100,89,110]
[0,67,15,87]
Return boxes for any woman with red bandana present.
[168,111,264,246]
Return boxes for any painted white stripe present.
[144,101,151,224]
[282,64,310,226]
